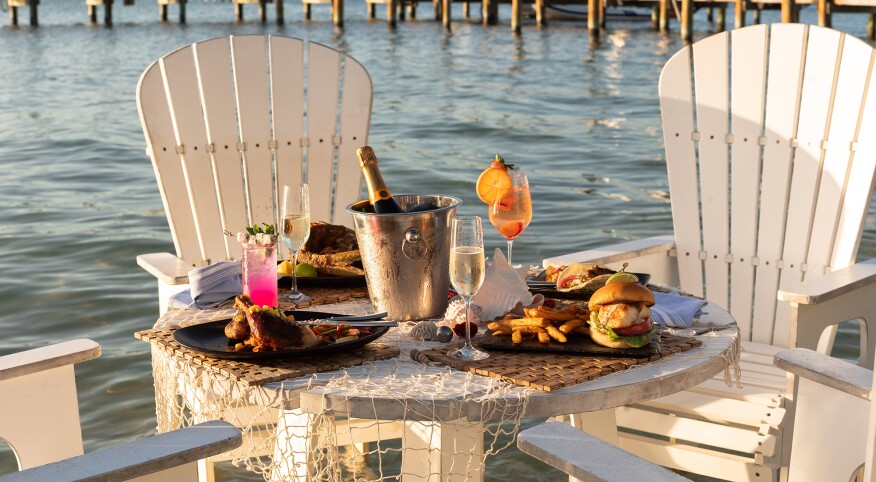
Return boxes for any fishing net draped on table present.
[146,297,533,481]
[143,295,740,481]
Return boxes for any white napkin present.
[470,248,544,321]
[650,291,707,328]
[168,261,242,310]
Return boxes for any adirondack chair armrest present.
[542,234,676,268]
[0,339,100,383]
[137,252,193,285]
[517,422,688,482]
[0,421,243,482]
[778,258,876,305]
[774,348,871,401]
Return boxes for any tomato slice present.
[613,319,652,336]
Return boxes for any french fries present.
[487,303,590,344]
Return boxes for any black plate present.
[477,329,660,356]
[279,274,366,288]
[172,310,389,360]
[527,272,652,301]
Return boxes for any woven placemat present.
[136,327,398,387]
[410,334,702,392]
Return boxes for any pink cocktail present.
[242,240,278,308]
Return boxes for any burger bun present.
[589,328,636,349]
[588,282,655,311]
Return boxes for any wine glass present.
[281,183,311,302]
[447,216,489,361]
[489,170,532,266]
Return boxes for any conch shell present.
[556,263,614,292]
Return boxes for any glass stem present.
[464,298,473,348]
[290,251,299,294]
[506,240,513,265]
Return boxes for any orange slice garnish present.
[476,167,513,204]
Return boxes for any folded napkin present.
[469,248,544,322]
[168,261,242,310]
[650,291,707,328]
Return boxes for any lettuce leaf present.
[588,311,655,347]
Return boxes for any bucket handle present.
[402,228,426,260]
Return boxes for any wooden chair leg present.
[567,409,620,446]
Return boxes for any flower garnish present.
[225,224,278,246]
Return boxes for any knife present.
[525,280,557,287]
[295,312,397,327]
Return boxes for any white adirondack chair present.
[0,339,242,481]
[545,23,876,481]
[518,347,876,482]
[136,35,373,314]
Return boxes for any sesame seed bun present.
[588,282,655,312]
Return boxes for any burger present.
[587,282,656,349]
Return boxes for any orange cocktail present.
[488,170,531,265]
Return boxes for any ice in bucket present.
[347,194,461,321]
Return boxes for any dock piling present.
[716,5,725,30]
[734,0,745,27]
[442,0,449,28]
[275,0,282,24]
[817,0,831,26]
[511,0,520,32]
[9,4,16,25]
[752,5,760,23]
[681,0,693,41]
[781,0,795,22]
[535,0,545,26]
[869,12,875,40]
[28,0,36,25]
[331,0,341,25]
[659,0,669,31]
[587,0,599,36]
[388,0,397,26]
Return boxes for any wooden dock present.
[5,0,876,42]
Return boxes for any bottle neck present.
[358,148,394,204]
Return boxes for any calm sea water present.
[1,2,875,479]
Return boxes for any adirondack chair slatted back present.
[137,35,372,267]
[659,24,876,347]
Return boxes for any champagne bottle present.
[357,146,405,214]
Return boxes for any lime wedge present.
[295,262,319,278]
[606,271,639,285]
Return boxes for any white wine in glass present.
[449,246,486,298]
[281,183,311,302]
[282,213,311,253]
[448,216,489,361]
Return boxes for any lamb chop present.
[230,295,321,351]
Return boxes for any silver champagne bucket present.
[347,194,462,321]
